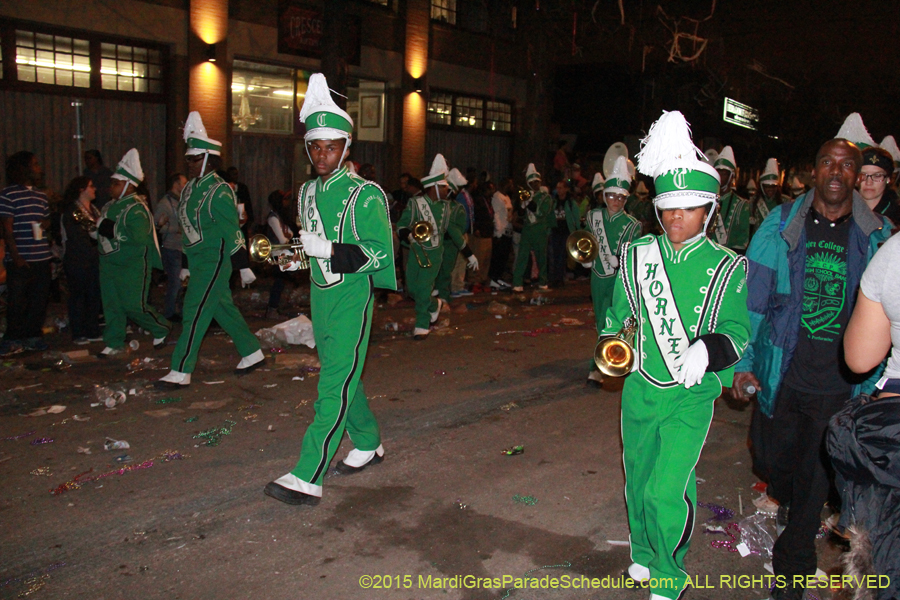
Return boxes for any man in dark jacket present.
[731,139,890,600]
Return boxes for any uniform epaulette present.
[629,234,656,247]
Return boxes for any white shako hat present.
[880,136,900,170]
[447,168,467,193]
[759,158,781,186]
[591,172,605,194]
[525,163,541,183]
[836,113,876,149]
[422,153,450,188]
[184,111,222,156]
[111,148,144,186]
[604,155,633,196]
[300,73,353,143]
[714,146,736,172]
[636,110,720,213]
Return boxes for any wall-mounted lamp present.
[206,43,217,62]
[413,76,425,93]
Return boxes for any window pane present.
[427,92,453,126]
[118,76,133,92]
[73,71,90,88]
[486,101,512,132]
[16,30,92,88]
[101,73,116,89]
[36,66,54,84]
[148,49,160,64]
[134,78,148,93]
[117,45,132,60]
[16,30,34,47]
[431,0,457,24]
[73,39,90,55]
[55,69,73,86]
[35,33,53,50]
[134,46,147,61]
[18,66,36,82]
[101,43,116,58]
[232,59,294,134]
[455,96,483,128]
[149,80,161,94]
[55,37,72,53]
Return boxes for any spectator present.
[358,163,377,182]
[389,172,412,224]
[471,180,495,287]
[60,176,102,344]
[154,173,187,321]
[489,177,514,290]
[226,166,254,240]
[730,139,890,600]
[0,151,52,355]
[858,147,900,225]
[265,190,294,319]
[83,149,114,209]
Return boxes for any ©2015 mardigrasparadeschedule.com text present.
[358,573,892,593]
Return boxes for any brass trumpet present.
[594,317,637,377]
[410,220,434,268]
[248,234,310,269]
[566,229,599,262]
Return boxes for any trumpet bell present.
[566,230,599,263]
[412,221,434,243]
[249,234,273,262]
[593,317,637,378]
[594,337,635,377]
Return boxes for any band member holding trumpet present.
[155,112,262,389]
[399,154,475,340]
[582,155,641,386]
[511,164,553,292]
[96,149,170,356]
[435,168,479,303]
[601,111,750,599]
[264,73,396,506]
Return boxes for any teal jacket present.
[736,190,891,417]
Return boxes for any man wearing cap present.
[511,164,552,292]
[859,147,900,225]
[264,74,396,506]
[398,154,454,339]
[583,155,641,387]
[730,137,890,600]
[435,168,478,303]
[603,111,750,600]
[155,112,262,389]
[712,146,751,252]
[95,149,170,356]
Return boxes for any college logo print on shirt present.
[801,249,846,338]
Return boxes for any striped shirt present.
[0,185,52,262]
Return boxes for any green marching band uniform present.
[398,154,454,336]
[586,156,641,336]
[265,73,396,504]
[601,111,751,600]
[711,147,751,252]
[156,111,262,388]
[512,163,553,289]
[97,149,169,353]
[435,168,475,302]
[750,158,786,235]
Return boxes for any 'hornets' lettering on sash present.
[636,240,691,384]
[590,210,615,276]
[301,181,342,288]
[413,197,440,249]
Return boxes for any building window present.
[431,0,457,25]
[15,30,91,88]
[427,90,514,134]
[455,96,483,128]
[232,60,296,134]
[486,101,512,132]
[100,43,162,93]
[426,92,453,126]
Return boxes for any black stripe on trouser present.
[310,277,373,482]
[177,240,225,373]
[673,491,694,559]
[139,248,169,332]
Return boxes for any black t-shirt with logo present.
[782,208,855,395]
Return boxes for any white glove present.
[240,267,257,288]
[298,230,333,259]
[467,255,479,270]
[673,340,709,388]
[580,261,594,269]
[609,256,619,269]
[280,259,302,272]
[179,268,190,281]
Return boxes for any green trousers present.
[406,245,443,329]
[622,373,720,599]
[290,276,380,486]
[435,242,460,301]
[590,273,616,336]
[99,253,169,349]
[512,228,548,287]
[171,241,260,373]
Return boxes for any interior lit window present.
[431,0,457,24]
[15,30,91,88]
[427,92,454,126]
[486,101,512,132]
[100,43,162,93]
[232,60,295,134]
[455,96,483,128]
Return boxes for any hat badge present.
[673,169,688,190]
[316,113,327,127]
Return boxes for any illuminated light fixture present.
[413,76,425,93]
[16,57,91,73]
[271,90,294,97]
[206,43,217,62]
